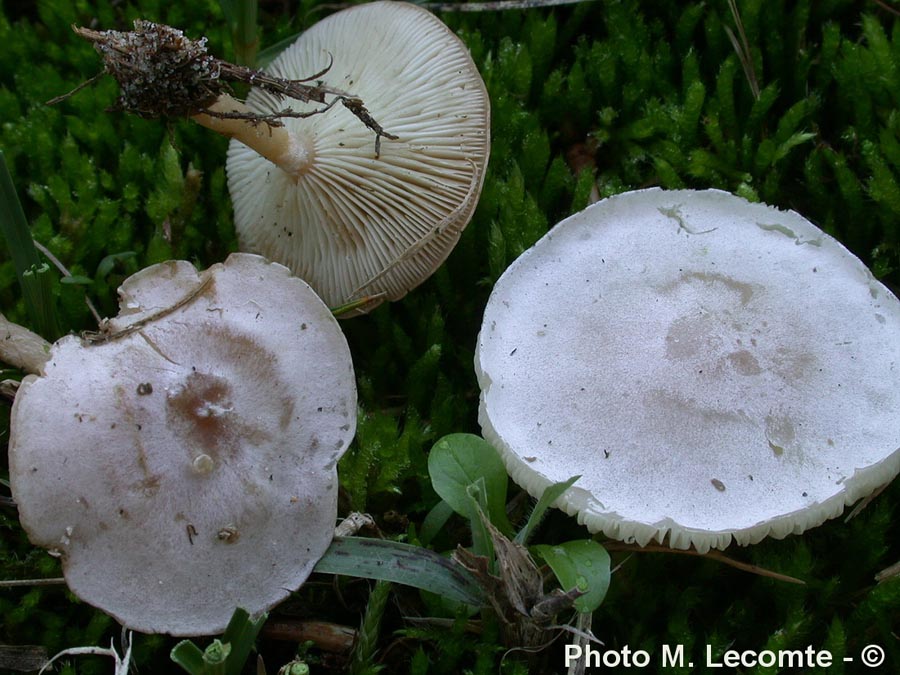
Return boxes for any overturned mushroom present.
[9,253,356,635]
[476,188,900,554]
[64,4,488,314]
[225,1,490,313]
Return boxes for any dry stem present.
[603,541,806,585]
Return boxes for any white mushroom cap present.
[9,253,356,635]
[476,188,900,554]
[226,1,490,313]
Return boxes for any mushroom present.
[475,188,900,554]
[0,313,50,375]
[223,1,490,313]
[9,253,357,635]
[64,3,488,315]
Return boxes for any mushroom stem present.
[192,95,313,176]
[0,313,51,374]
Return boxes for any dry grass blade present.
[844,482,890,522]
[420,0,598,11]
[603,541,806,585]
[566,612,594,675]
[38,633,132,675]
[0,577,66,588]
[872,0,900,18]
[725,0,761,99]
[312,0,597,13]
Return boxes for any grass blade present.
[0,151,59,339]
[515,475,580,545]
[221,608,266,675]
[170,641,206,675]
[316,537,484,607]
[220,0,258,66]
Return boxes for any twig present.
[403,615,483,634]
[31,239,102,325]
[318,0,597,12]
[45,72,105,106]
[872,0,900,18]
[423,0,597,11]
[603,541,806,585]
[0,577,66,588]
[39,632,132,675]
[844,482,890,522]
[725,0,761,99]
[498,612,599,671]
[82,272,213,344]
[260,619,357,652]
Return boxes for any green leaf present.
[428,434,511,536]
[145,142,185,227]
[220,0,259,66]
[419,499,455,546]
[315,537,484,607]
[773,131,816,165]
[280,663,310,675]
[571,167,596,212]
[465,478,495,561]
[745,82,779,137]
[534,540,611,613]
[257,32,300,68]
[679,79,706,146]
[220,607,266,675]
[171,640,207,675]
[497,38,532,99]
[170,608,265,675]
[96,251,137,280]
[487,220,507,281]
[0,151,59,338]
[59,275,93,285]
[203,639,231,673]
[515,475,581,545]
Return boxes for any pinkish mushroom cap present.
[10,253,356,634]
